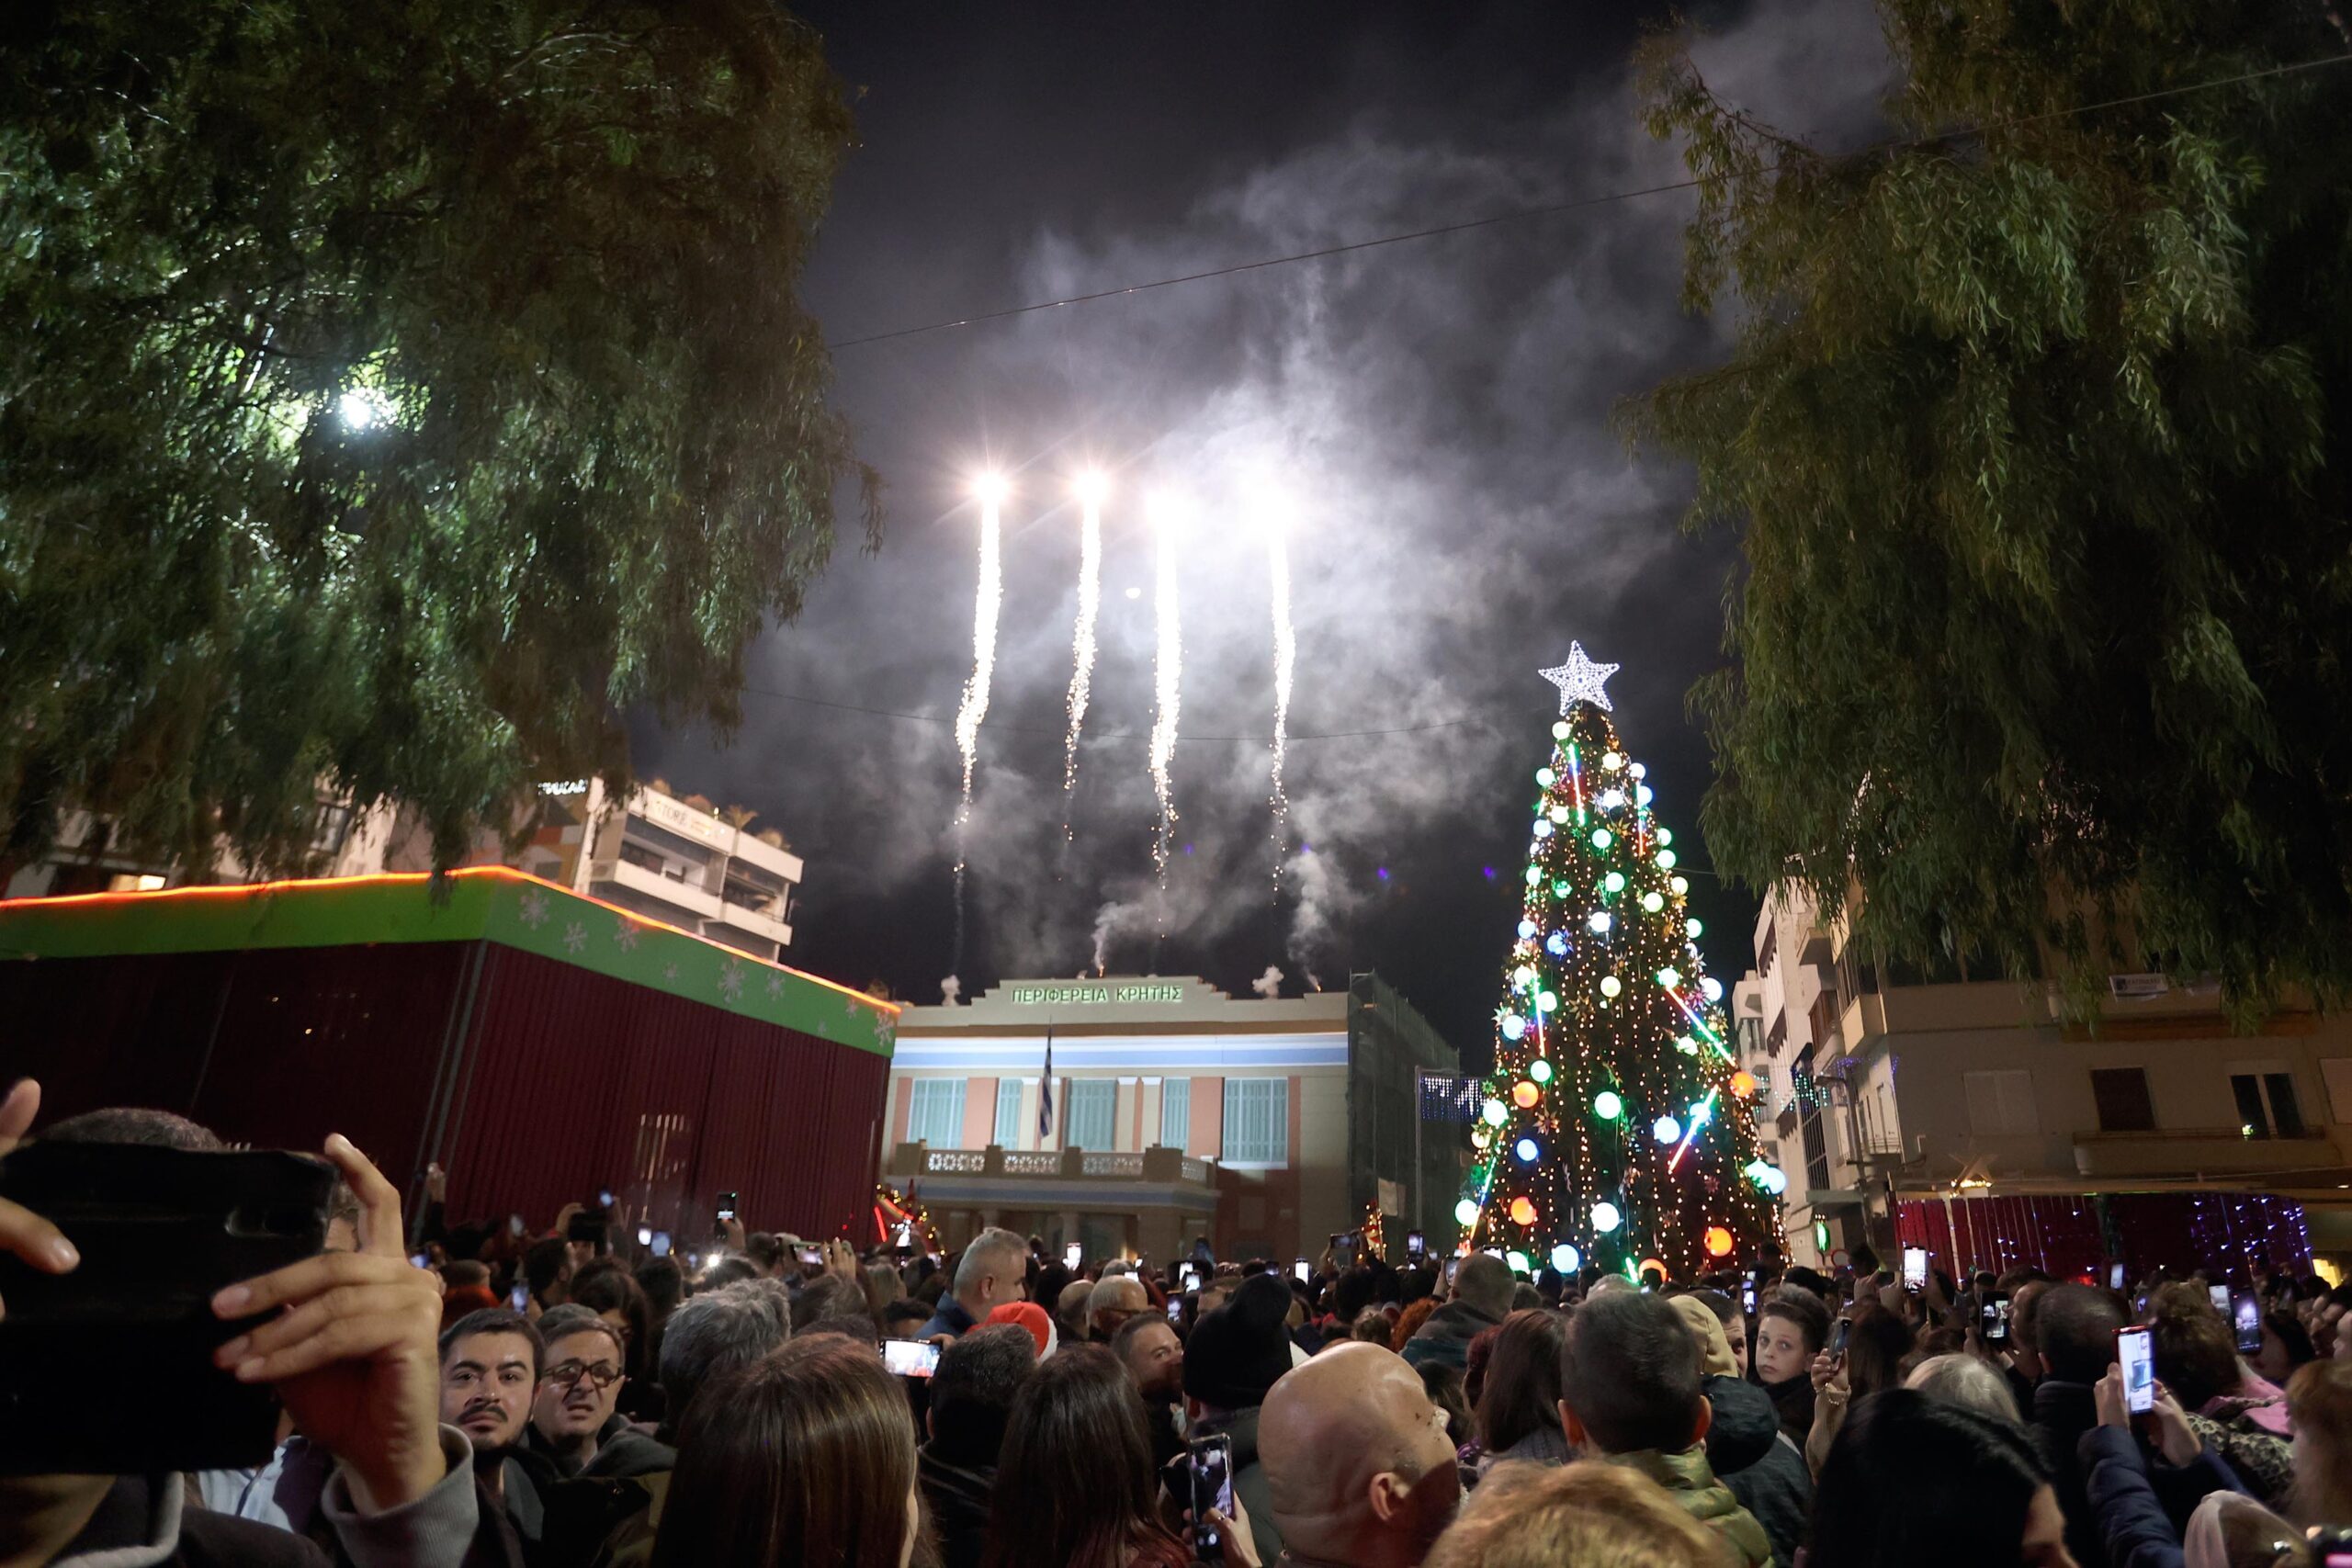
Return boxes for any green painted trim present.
[0,870,898,1058]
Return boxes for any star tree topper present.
[1540,642,1620,714]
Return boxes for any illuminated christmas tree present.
[1455,646,1787,1280]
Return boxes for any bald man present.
[1259,1343,1460,1568]
[1087,1274,1148,1342]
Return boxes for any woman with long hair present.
[983,1345,1190,1568]
[1471,1309,1570,1477]
[1804,1303,1916,1474]
[651,1335,927,1568]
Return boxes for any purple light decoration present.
[1483,866,1497,880]
[1376,867,1389,881]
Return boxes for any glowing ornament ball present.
[1512,1080,1540,1109]
[1455,1199,1481,1227]
[1509,1196,1538,1227]
[1730,1070,1758,1100]
[1593,1090,1623,1121]
[1704,1226,1736,1258]
[1591,1201,1623,1233]
[1551,1244,1580,1273]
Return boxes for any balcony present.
[708,895,792,950]
[2071,1126,2346,1182]
[888,1143,1215,1187]
[593,854,722,920]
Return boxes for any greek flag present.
[1037,1029,1056,1141]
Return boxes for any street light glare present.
[972,472,1009,505]
[336,389,388,431]
[1072,469,1109,506]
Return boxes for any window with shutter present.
[2090,1068,2156,1133]
[1222,1078,1289,1165]
[993,1079,1024,1148]
[1161,1078,1190,1150]
[1067,1079,1116,1151]
[907,1079,966,1148]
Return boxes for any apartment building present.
[1734,886,2352,1275]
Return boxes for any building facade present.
[1734,886,2352,1274]
[883,973,1463,1266]
[6,780,802,964]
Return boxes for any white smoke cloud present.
[938,974,962,1006]
[1251,964,1283,999]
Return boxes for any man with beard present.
[1113,1312,1188,1469]
[436,1309,543,1506]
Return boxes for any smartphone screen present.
[510,1281,530,1312]
[881,1338,942,1379]
[635,1225,653,1247]
[1064,1242,1082,1270]
[2118,1325,2156,1414]
[1189,1433,1236,1561]
[1406,1231,1426,1262]
[715,1190,739,1223]
[1293,1258,1311,1283]
[596,1188,615,1210]
[1167,1296,1185,1323]
[2209,1284,2232,1314]
[2109,1262,2126,1291]
[1902,1247,1928,1291]
[797,1246,822,1269]
[1741,1281,1758,1316]
[650,1232,672,1258]
[409,1252,430,1269]
[1828,1316,1853,1358]
[2233,1292,2263,1354]
[1981,1291,2011,1343]
[1178,1265,1198,1292]
[508,1213,526,1238]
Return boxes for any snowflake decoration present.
[662,962,679,982]
[613,918,640,952]
[845,994,863,1017]
[766,973,786,998]
[1539,642,1621,714]
[561,921,587,954]
[718,962,743,999]
[518,890,551,929]
[872,1014,895,1048]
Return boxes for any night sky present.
[631,0,1895,1065]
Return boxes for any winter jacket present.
[1192,1406,1281,1567]
[522,1417,674,1484]
[1705,1373,1812,1568]
[2077,1425,2245,1568]
[917,1446,995,1568]
[2031,1378,2107,1568]
[1760,1371,1816,1448]
[1598,1443,1774,1568]
[1401,1299,1504,1372]
[1470,1423,1572,1481]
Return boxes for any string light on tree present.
[1453,647,1786,1278]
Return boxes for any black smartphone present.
[714,1190,738,1239]
[1406,1230,1426,1263]
[1828,1316,1853,1358]
[881,1338,941,1379]
[1901,1247,1928,1291]
[0,1142,334,1475]
[2233,1292,2263,1354]
[566,1211,606,1247]
[1189,1432,1236,1562]
[1980,1290,2012,1344]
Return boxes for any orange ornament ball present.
[1704,1225,1735,1258]
[1509,1196,1538,1227]
[1511,1080,1541,1109]
[1730,1070,1758,1100]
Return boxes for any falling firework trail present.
[1149,502,1182,888]
[1061,492,1102,844]
[1268,521,1294,887]
[951,489,1002,969]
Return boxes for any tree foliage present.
[0,0,876,878]
[1630,2,2352,1014]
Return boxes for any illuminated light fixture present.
[1591,1201,1623,1233]
[1657,828,1674,846]
[1814,1221,1831,1253]
[1548,805,1570,824]
[1688,1099,1713,1126]
[1071,468,1109,505]
[1589,910,1612,933]
[1455,1198,1482,1227]
[1507,1249,1532,1274]
[1593,1089,1624,1121]
[1599,976,1623,998]
[1529,1057,1554,1084]
[1604,872,1626,894]
[1601,751,1623,772]
[1687,918,1703,937]
[1629,762,1645,779]
[1642,891,1664,912]
[1512,1081,1541,1110]
[1472,1128,1491,1150]
[1514,1136,1539,1163]
[1482,1100,1508,1128]
[1536,989,1558,1012]
[1517,919,1539,939]
[1657,849,1679,869]
[1536,767,1556,787]
[1509,1196,1538,1227]
[1700,976,1724,1003]
[1513,964,1536,988]
[1545,933,1568,956]
[1551,720,1570,740]
[1704,1226,1735,1258]
[1653,1115,1682,1145]
[1552,1243,1580,1272]
[1670,875,1690,895]
[1636,784,1654,805]
[1730,1070,1758,1099]
[1532,819,1554,840]
[336,388,391,430]
[972,471,1009,504]
[1500,1014,1527,1041]
[1525,867,1542,886]
[1597,788,1625,811]
[1674,1034,1699,1055]
[1657,966,1681,988]
[1591,828,1613,850]
[1764,1167,1789,1195]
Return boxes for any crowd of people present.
[10,1076,2352,1566]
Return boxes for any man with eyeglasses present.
[524,1305,674,1482]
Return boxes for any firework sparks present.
[1062,472,1104,841]
[1148,494,1182,881]
[951,474,1004,967]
